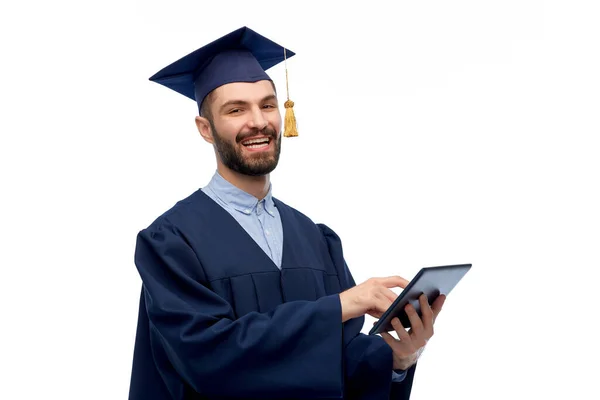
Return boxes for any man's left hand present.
[379,293,446,371]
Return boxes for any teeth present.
[247,143,268,149]
[243,138,269,145]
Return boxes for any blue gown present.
[129,189,416,399]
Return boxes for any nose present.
[247,106,268,131]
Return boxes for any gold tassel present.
[284,100,298,137]
[283,48,298,137]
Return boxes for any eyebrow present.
[219,94,277,113]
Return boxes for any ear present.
[195,116,214,144]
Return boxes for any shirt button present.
[245,209,251,214]
[265,230,270,235]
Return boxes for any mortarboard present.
[149,26,298,137]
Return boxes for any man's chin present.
[238,159,279,176]
[246,164,278,176]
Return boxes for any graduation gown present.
[129,189,417,399]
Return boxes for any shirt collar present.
[205,170,276,216]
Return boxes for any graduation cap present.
[149,26,298,137]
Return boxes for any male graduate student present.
[129,27,446,400]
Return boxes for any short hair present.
[199,91,215,120]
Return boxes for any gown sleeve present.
[317,223,417,400]
[135,218,344,399]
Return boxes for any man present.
[129,26,446,400]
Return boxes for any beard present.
[210,119,282,176]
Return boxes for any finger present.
[380,287,399,304]
[380,332,398,349]
[391,317,411,342]
[366,297,393,319]
[377,297,393,315]
[379,276,410,289]
[367,310,384,319]
[419,294,434,333]
[405,303,424,336]
[431,294,446,323]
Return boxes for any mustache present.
[236,127,279,144]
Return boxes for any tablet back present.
[369,264,471,335]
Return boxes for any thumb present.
[432,294,446,322]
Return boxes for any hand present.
[379,293,446,370]
[339,276,409,323]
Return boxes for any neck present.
[217,165,271,200]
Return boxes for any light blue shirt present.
[201,170,406,383]
[202,171,283,268]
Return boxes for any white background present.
[1,1,599,399]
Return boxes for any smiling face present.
[195,80,282,177]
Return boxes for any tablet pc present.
[368,264,471,335]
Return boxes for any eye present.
[228,108,242,114]
[263,103,277,109]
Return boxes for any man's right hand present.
[339,276,409,323]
